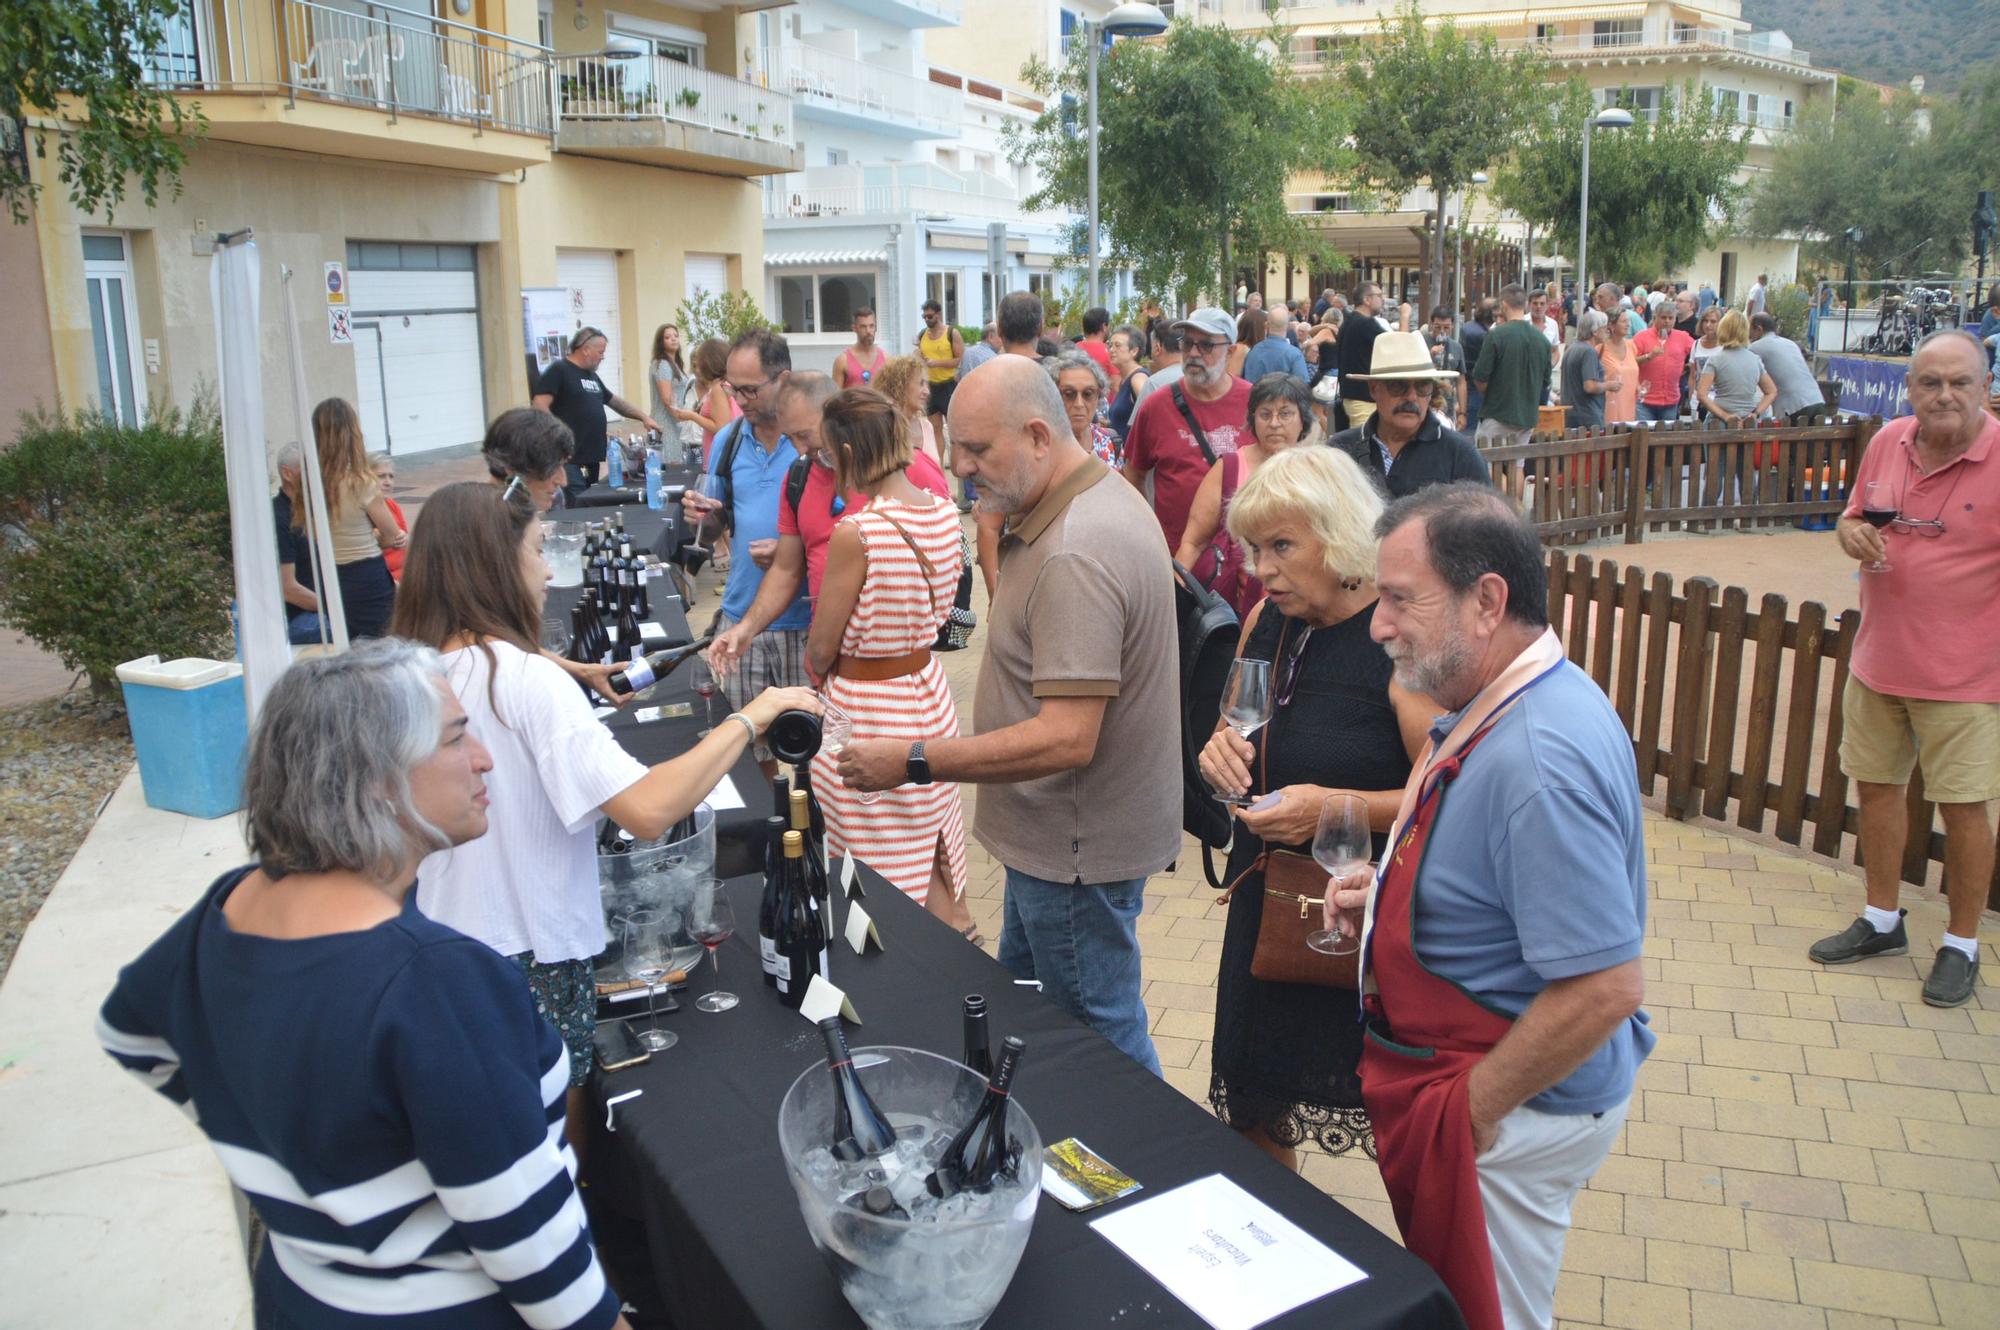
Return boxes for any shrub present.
[0,400,232,694]
[1766,283,1812,343]
[676,288,777,344]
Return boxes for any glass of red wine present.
[691,657,719,736]
[688,879,738,1013]
[1859,479,1897,573]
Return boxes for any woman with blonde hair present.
[298,397,404,638]
[806,389,974,939]
[1174,373,1323,618]
[1600,310,1640,424]
[873,353,944,469]
[1697,309,1777,428]
[1197,445,1431,1171]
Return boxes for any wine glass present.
[688,879,738,1013]
[621,908,678,1052]
[818,700,883,804]
[541,617,570,655]
[686,474,727,556]
[691,657,719,736]
[1212,658,1274,805]
[1859,479,1896,573]
[1306,794,1371,956]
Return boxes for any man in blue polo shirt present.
[681,328,810,773]
[1335,482,1651,1330]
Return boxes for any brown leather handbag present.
[1213,615,1359,990]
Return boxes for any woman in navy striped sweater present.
[99,641,628,1329]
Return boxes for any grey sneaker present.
[1923,949,1980,1008]
[1808,910,1908,964]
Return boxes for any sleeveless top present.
[841,347,886,386]
[918,327,956,383]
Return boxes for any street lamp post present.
[1453,170,1488,330]
[1085,3,1169,307]
[1576,106,1634,299]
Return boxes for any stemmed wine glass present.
[541,617,570,656]
[1306,794,1371,956]
[1212,658,1274,805]
[688,879,738,1013]
[1859,479,1897,573]
[686,474,727,557]
[691,657,719,736]
[621,908,678,1052]
[818,700,883,804]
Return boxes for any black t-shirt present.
[538,358,610,465]
[272,493,315,622]
[1336,310,1383,402]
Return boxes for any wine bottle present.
[608,633,717,696]
[792,787,834,957]
[962,995,992,1080]
[632,555,651,618]
[758,812,787,989]
[818,1016,897,1162]
[926,1035,1026,1198]
[614,592,644,665]
[766,708,823,764]
[773,831,827,1008]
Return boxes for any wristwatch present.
[906,741,933,786]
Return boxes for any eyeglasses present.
[1889,515,1946,537]
[1276,627,1314,708]
[725,374,781,400]
[1059,387,1101,403]
[502,475,526,501]
[1253,408,1302,426]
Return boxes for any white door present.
[558,248,622,414]
[82,232,147,426]
[345,242,484,456]
[685,252,728,301]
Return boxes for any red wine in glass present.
[1861,480,1895,572]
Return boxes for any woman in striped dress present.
[807,388,975,939]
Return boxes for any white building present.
[753,0,1137,372]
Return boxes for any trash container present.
[114,655,249,819]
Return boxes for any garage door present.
[685,253,728,301]
[346,241,485,457]
[558,249,622,411]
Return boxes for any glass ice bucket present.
[777,1046,1043,1330]
[593,802,714,987]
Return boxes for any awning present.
[928,231,1029,255]
[763,249,885,267]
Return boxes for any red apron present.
[1359,719,1515,1330]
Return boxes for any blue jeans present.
[1637,400,1679,423]
[285,612,326,646]
[998,868,1160,1076]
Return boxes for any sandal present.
[960,923,986,948]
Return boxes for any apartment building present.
[1195,0,1835,306]
[16,0,800,457]
[756,0,1136,373]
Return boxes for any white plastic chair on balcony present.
[439,65,492,121]
[340,32,405,105]
[291,37,358,94]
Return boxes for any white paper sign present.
[799,973,860,1025]
[839,852,859,895]
[705,774,745,811]
[1089,1174,1366,1330]
[844,901,882,955]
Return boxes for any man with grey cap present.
[1331,331,1489,499]
[1122,306,1252,551]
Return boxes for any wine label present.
[759,933,778,976]
[772,953,793,986]
[622,661,658,694]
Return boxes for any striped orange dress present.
[810,497,968,906]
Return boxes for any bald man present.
[834,356,1181,1073]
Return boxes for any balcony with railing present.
[764,164,1074,223]
[1490,25,1816,71]
[829,0,963,29]
[754,44,960,139]
[555,54,801,176]
[133,0,554,173]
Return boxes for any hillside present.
[1742,0,2000,93]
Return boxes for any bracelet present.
[724,712,759,745]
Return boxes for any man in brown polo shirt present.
[837,355,1181,1072]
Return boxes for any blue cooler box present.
[115,655,249,819]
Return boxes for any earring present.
[1341,576,1363,592]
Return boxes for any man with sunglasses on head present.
[1121,307,1252,552]
[1812,330,2000,1008]
[1331,332,1489,499]
[707,372,952,672]
[532,326,658,500]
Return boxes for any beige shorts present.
[1839,676,2000,803]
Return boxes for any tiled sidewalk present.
[926,573,2000,1330]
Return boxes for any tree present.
[1749,79,1975,278]
[1494,80,1749,287]
[1006,20,1350,307]
[675,289,776,344]
[1,0,206,225]
[1336,3,1548,314]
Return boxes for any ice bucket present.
[778,1046,1043,1330]
[594,803,714,987]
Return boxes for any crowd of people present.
[96,270,1995,1330]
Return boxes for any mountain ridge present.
[1742,0,2000,93]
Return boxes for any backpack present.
[1173,559,1241,887]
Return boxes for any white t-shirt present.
[417,641,648,963]
[1747,282,1767,316]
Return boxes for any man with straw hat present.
[1331,330,1490,498]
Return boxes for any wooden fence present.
[1485,417,1882,545]
[1544,549,2000,911]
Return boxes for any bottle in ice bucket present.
[961,995,992,1080]
[926,1036,1027,1199]
[607,434,625,488]
[817,1017,898,1162]
[766,708,822,765]
[645,447,663,510]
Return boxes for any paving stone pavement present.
[912,540,2000,1330]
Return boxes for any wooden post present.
[1667,579,1716,820]
[1736,593,1789,836]
[1775,600,1828,845]
[1701,585,1749,821]
[1812,611,1860,858]
[1635,572,1676,796]
[1623,426,1647,545]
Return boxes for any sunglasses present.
[1185,337,1231,355]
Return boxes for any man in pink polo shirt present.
[709,371,951,666]
[1809,331,2000,1007]
[1630,299,1695,423]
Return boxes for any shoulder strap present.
[784,455,812,518]
[709,417,752,513]
[1171,384,1218,465]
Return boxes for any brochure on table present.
[1089,1173,1366,1330]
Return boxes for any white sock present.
[1864,905,1903,934]
[1941,932,1980,960]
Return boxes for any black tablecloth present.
[587,868,1464,1330]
